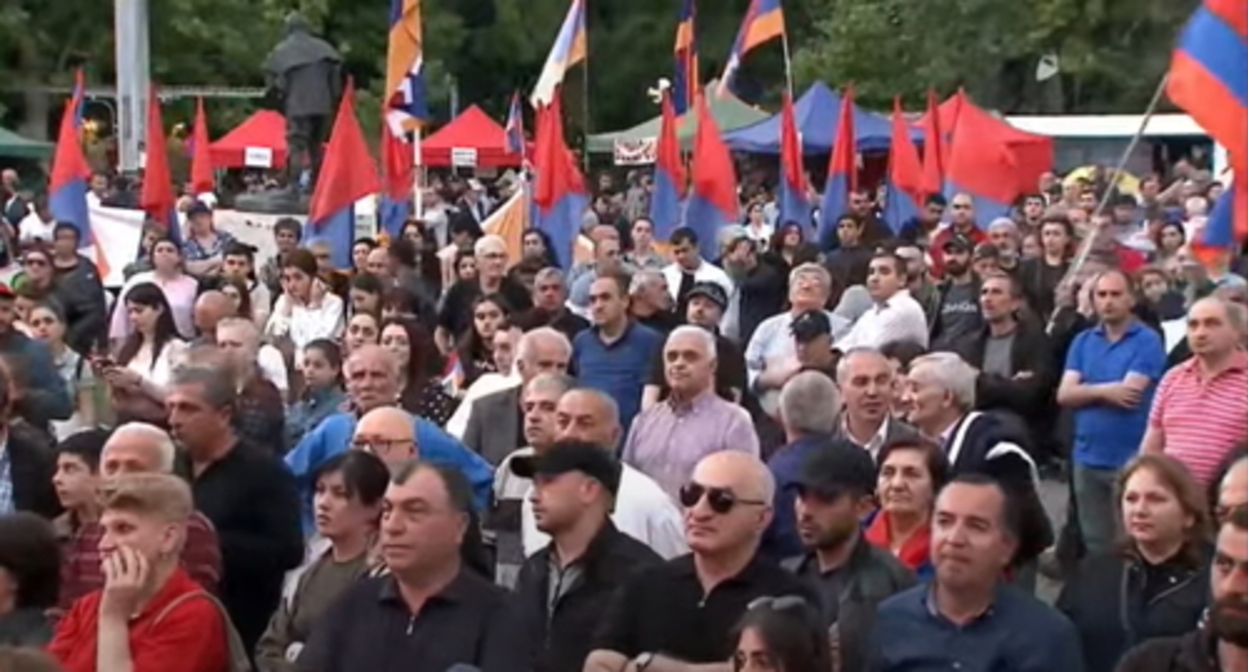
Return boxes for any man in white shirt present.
[661,227,733,317]
[520,387,687,559]
[836,250,930,351]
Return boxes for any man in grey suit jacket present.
[835,347,922,462]
[462,327,572,465]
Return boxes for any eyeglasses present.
[679,482,767,514]
[746,595,809,612]
[351,437,412,456]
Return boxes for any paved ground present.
[1036,475,1069,604]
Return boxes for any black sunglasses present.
[679,482,767,514]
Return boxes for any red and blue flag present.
[505,92,526,157]
[49,70,91,244]
[379,121,414,238]
[531,96,588,265]
[817,84,857,246]
[139,86,181,246]
[717,0,784,97]
[672,0,700,115]
[686,93,738,260]
[649,88,686,240]
[777,91,809,226]
[308,80,380,269]
[882,96,923,232]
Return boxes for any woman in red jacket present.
[47,473,237,672]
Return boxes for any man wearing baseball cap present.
[782,438,915,672]
[643,281,748,408]
[791,310,837,381]
[930,234,984,359]
[512,440,662,672]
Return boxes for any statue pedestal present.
[233,189,310,215]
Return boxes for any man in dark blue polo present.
[870,474,1084,672]
[1056,269,1165,555]
[572,274,662,434]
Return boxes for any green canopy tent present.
[586,93,769,154]
[0,126,53,160]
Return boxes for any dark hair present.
[391,460,474,514]
[670,226,699,247]
[56,428,111,472]
[388,238,418,268]
[924,193,947,207]
[312,450,390,508]
[1153,220,1186,251]
[877,436,950,491]
[456,294,513,386]
[878,340,927,373]
[273,217,302,240]
[769,222,805,252]
[222,241,256,263]
[0,646,65,672]
[209,276,253,321]
[282,248,319,277]
[117,282,180,371]
[354,236,379,251]
[731,598,833,672]
[147,237,182,266]
[381,285,422,318]
[381,317,443,397]
[522,227,561,269]
[0,513,61,609]
[350,272,385,297]
[940,473,1021,542]
[53,221,82,243]
[870,251,908,283]
[454,248,476,274]
[303,338,344,387]
[169,366,237,412]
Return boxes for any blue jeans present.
[1073,464,1119,556]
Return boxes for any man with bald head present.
[585,451,817,672]
[1142,296,1248,484]
[192,291,234,343]
[285,344,494,531]
[520,388,687,560]
[55,424,222,608]
[1219,453,1248,518]
[352,406,417,467]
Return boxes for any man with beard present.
[783,438,914,672]
[929,235,983,361]
[1116,505,1248,672]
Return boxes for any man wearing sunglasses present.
[585,451,817,672]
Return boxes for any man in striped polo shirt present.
[1142,297,1248,484]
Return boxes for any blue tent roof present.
[723,81,923,154]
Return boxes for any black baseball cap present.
[187,200,213,218]
[790,310,832,342]
[793,437,877,497]
[941,233,974,253]
[510,440,622,496]
[687,281,728,311]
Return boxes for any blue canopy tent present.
[723,81,922,153]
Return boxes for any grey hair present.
[566,387,620,430]
[909,352,977,410]
[525,372,576,397]
[473,235,506,257]
[534,267,565,285]
[216,317,260,348]
[666,325,717,359]
[107,422,177,473]
[517,327,572,364]
[628,269,665,295]
[169,366,238,410]
[1193,296,1248,334]
[778,371,841,436]
[789,262,831,292]
[835,347,888,383]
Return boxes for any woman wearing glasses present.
[732,597,833,672]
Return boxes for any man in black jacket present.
[0,360,59,518]
[1115,505,1248,672]
[512,440,662,672]
[49,223,107,355]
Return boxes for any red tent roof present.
[921,91,1053,204]
[210,110,288,169]
[421,105,523,168]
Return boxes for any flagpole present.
[780,28,794,98]
[412,127,424,218]
[581,43,591,175]
[1047,73,1169,332]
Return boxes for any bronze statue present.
[263,13,342,195]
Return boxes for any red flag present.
[890,96,923,199]
[189,97,214,196]
[817,84,857,239]
[919,88,944,198]
[777,91,809,224]
[649,89,686,237]
[140,86,180,243]
[308,79,381,269]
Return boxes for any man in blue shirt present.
[572,275,661,434]
[871,474,1084,672]
[1057,270,1166,555]
[285,345,492,533]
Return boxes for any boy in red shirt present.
[47,473,232,672]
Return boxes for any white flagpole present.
[412,127,424,218]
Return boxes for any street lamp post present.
[114,0,151,172]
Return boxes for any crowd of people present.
[0,161,1244,672]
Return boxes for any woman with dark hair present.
[762,222,819,281]
[386,238,438,324]
[347,273,384,318]
[0,512,61,646]
[110,237,198,341]
[865,437,949,580]
[254,451,388,672]
[27,301,101,439]
[1153,220,1186,267]
[217,276,254,323]
[398,219,443,289]
[350,237,378,276]
[731,597,833,672]
[266,248,345,363]
[379,317,458,425]
[286,339,347,451]
[1057,454,1212,672]
[454,294,511,392]
[453,248,478,285]
[11,244,54,296]
[103,282,187,426]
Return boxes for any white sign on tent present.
[244,147,274,168]
[451,148,478,168]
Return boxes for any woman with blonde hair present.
[1057,454,1212,672]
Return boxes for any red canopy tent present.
[922,90,1053,205]
[210,110,288,169]
[421,105,523,168]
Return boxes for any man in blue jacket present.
[285,345,492,533]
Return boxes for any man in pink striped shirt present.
[1142,297,1248,483]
